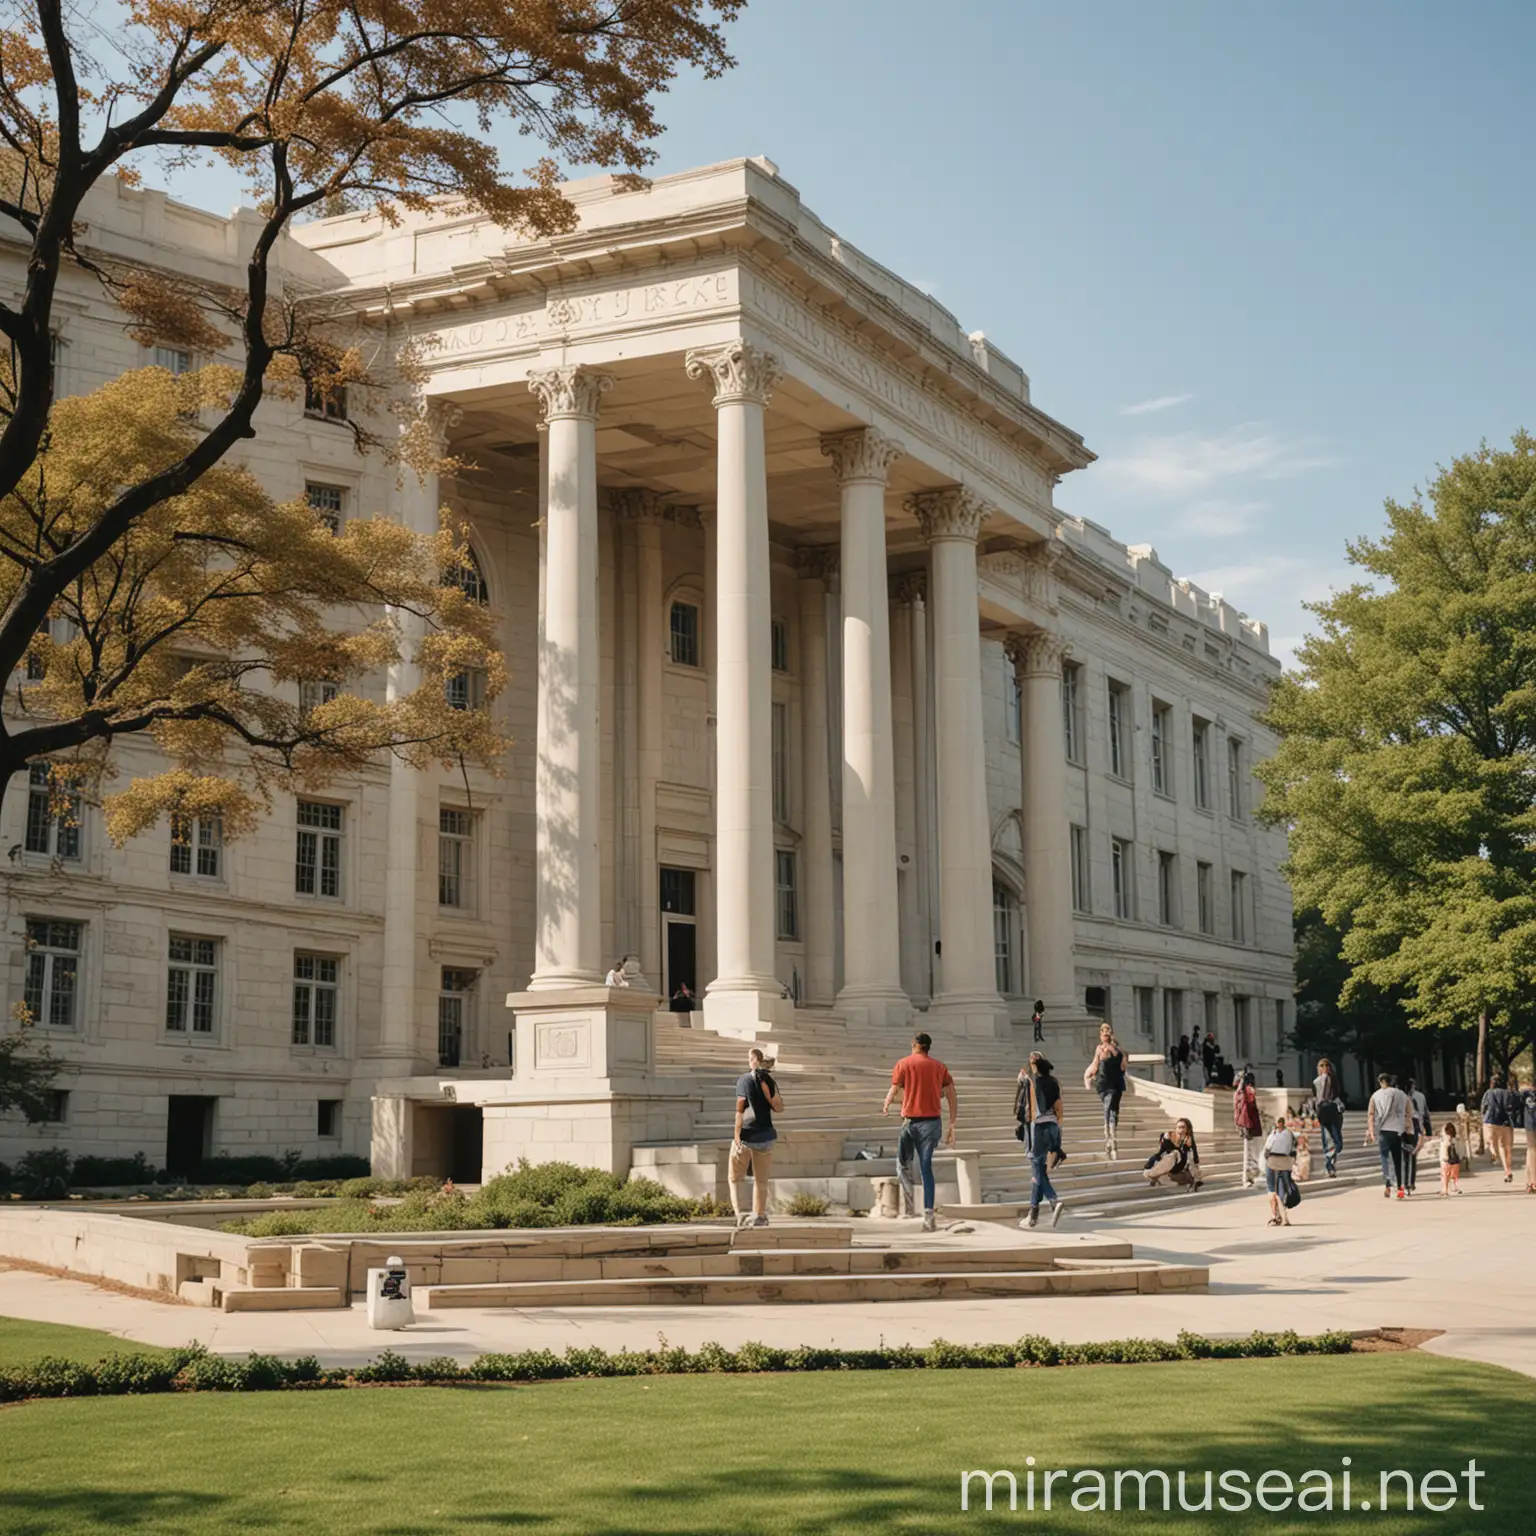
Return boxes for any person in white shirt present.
[1263,1116,1298,1227]
[1365,1073,1411,1199]
[603,959,630,988]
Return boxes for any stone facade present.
[0,159,1292,1176]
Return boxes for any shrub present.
[0,1161,9,1196]
[16,1148,71,1199]
[70,1152,161,1188]
[784,1193,830,1218]
[244,1182,275,1200]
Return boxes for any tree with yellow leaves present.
[0,0,741,843]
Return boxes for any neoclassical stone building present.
[1,158,1292,1177]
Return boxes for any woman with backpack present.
[1084,1023,1128,1161]
[1234,1070,1264,1187]
[1312,1058,1345,1178]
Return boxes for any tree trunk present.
[1475,1010,1489,1093]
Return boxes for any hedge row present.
[2,1149,371,1199]
[0,1330,1355,1403]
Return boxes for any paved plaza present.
[2,1175,1529,1377]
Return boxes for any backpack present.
[1510,1090,1527,1131]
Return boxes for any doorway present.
[449,1106,483,1184]
[660,866,698,1008]
[165,1095,216,1179]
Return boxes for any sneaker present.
[921,1210,937,1233]
[1395,1188,1406,1200]
[1383,1187,1392,1198]
[735,1212,753,1229]
[1021,1209,1039,1230]
[752,1214,770,1227]
[1050,1201,1065,1228]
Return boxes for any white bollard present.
[365,1255,415,1330]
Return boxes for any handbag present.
[1283,1177,1302,1209]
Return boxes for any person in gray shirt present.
[1365,1073,1410,1198]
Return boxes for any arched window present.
[993,882,1018,996]
[445,547,489,605]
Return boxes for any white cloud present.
[1166,498,1264,537]
[1120,393,1193,416]
[1095,424,1339,502]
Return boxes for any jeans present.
[1378,1129,1404,1189]
[1316,1104,1344,1172]
[1030,1122,1061,1210]
[1401,1132,1420,1190]
[898,1116,943,1213]
[1100,1090,1122,1133]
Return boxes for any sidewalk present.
[1,1174,1530,1376]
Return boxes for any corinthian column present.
[822,428,909,1029]
[909,487,1007,1036]
[1008,629,1078,1013]
[686,340,785,1037]
[526,365,613,989]
[796,548,838,1007]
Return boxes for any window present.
[299,679,339,719]
[1230,870,1248,943]
[660,867,696,915]
[1062,662,1083,763]
[1135,985,1155,1038]
[318,1099,341,1138]
[1227,737,1244,818]
[1107,682,1130,778]
[1111,837,1134,920]
[1274,998,1287,1053]
[304,376,347,422]
[24,920,81,1029]
[170,813,221,879]
[1192,720,1211,809]
[1157,850,1178,927]
[166,935,218,1035]
[1005,677,1021,745]
[292,954,339,1047]
[771,617,789,673]
[154,345,193,376]
[771,702,790,824]
[296,801,343,899]
[775,850,799,940]
[1084,985,1109,1019]
[1164,988,1184,1048]
[669,601,700,667]
[1233,994,1252,1060]
[25,764,81,861]
[445,667,487,712]
[993,883,1017,995]
[1070,824,1090,913]
[439,808,473,908]
[40,1089,68,1124]
[1203,992,1219,1038]
[306,481,345,535]
[438,967,476,1067]
[1151,702,1172,796]
[445,549,489,605]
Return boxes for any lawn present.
[0,1315,172,1370]
[0,1353,1528,1534]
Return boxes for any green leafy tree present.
[0,1021,60,1121]
[1260,433,1536,1089]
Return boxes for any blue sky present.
[151,0,1536,663]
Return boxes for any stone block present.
[222,1285,346,1312]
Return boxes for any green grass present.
[0,1354,1528,1533]
[0,1316,172,1370]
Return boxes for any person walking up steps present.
[729,1048,782,1228]
[883,1032,957,1233]
[1366,1072,1410,1198]
[1234,1070,1263,1187]
[1313,1058,1345,1178]
[1019,1052,1067,1229]
[1084,1023,1128,1161]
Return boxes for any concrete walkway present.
[1,1172,1531,1377]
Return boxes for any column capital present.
[1005,629,1071,679]
[907,486,991,544]
[890,570,927,605]
[821,427,904,485]
[606,487,670,523]
[685,340,782,407]
[794,545,839,583]
[528,364,615,422]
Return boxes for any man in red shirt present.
[882,1032,958,1232]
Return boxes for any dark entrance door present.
[449,1106,483,1184]
[165,1095,216,1179]
[665,919,697,1010]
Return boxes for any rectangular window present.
[770,617,789,673]
[438,967,476,1067]
[1203,991,1219,1038]
[299,679,339,719]
[304,377,347,422]
[1230,870,1248,943]
[775,850,799,940]
[1135,985,1155,1038]
[660,867,696,915]
[25,764,82,861]
[1062,662,1083,763]
[438,808,473,909]
[169,813,222,879]
[24,919,81,1029]
[1005,677,1021,745]
[1274,998,1287,1053]
[305,481,345,535]
[771,702,790,824]
[1111,837,1134,920]
[669,601,700,667]
[166,935,218,1035]
[318,1099,342,1138]
[292,953,339,1048]
[1234,994,1252,1061]
[1164,988,1184,1046]
[40,1088,68,1124]
[992,883,1016,995]
[1227,737,1244,818]
[1192,720,1211,809]
[295,801,343,899]
[444,667,487,712]
[1070,824,1090,913]
[1157,850,1177,927]
[1107,682,1130,779]
[1196,861,1214,935]
[154,345,193,375]
[1151,702,1172,796]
